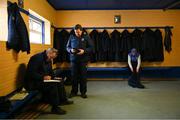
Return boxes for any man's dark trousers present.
[71,62,87,95]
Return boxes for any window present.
[29,9,51,45]
[29,17,44,44]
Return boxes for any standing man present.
[24,48,73,115]
[66,24,94,98]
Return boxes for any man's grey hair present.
[46,48,58,54]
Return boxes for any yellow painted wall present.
[0,0,56,96]
[56,10,180,67]
[1,1,180,96]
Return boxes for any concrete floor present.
[37,81,180,119]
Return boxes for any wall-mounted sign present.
[114,15,121,24]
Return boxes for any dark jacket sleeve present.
[49,62,55,78]
[66,35,72,53]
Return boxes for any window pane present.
[32,21,41,32]
[29,31,42,44]
[29,17,43,44]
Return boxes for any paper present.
[10,92,29,100]
[44,79,61,82]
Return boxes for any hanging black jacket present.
[120,29,132,61]
[99,30,110,52]
[89,30,99,62]
[99,30,111,61]
[7,2,30,54]
[164,27,172,53]
[60,29,70,62]
[110,30,122,61]
[131,29,143,53]
[53,29,61,62]
[53,29,70,62]
[142,28,156,61]
[154,29,164,61]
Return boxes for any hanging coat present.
[59,29,70,62]
[131,29,143,53]
[110,29,122,61]
[99,30,111,61]
[120,29,132,61]
[164,27,172,53]
[89,30,99,62]
[53,29,61,62]
[154,29,164,61]
[141,28,156,61]
[7,2,30,54]
[53,29,70,62]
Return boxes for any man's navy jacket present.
[66,32,94,62]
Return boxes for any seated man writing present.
[24,48,73,115]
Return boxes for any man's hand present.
[77,49,85,55]
[44,75,51,80]
[71,49,77,54]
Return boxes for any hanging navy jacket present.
[7,2,30,54]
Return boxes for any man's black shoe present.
[60,100,74,105]
[137,84,145,89]
[81,94,87,98]
[128,84,137,88]
[51,106,66,115]
[69,93,77,98]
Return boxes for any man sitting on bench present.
[24,48,73,115]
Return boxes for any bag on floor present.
[0,96,12,112]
